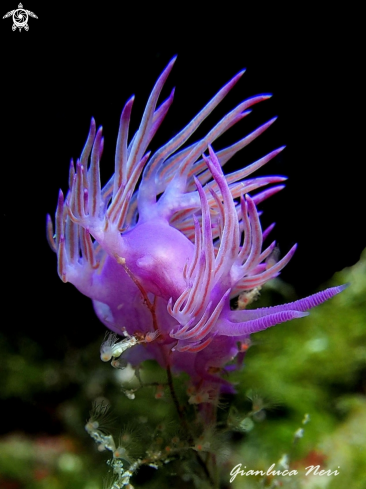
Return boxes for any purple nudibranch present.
[47,58,346,395]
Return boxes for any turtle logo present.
[3,3,38,31]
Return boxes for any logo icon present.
[3,3,38,31]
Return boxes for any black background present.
[1,3,364,429]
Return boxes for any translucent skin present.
[47,58,346,395]
[121,219,194,300]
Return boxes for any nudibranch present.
[47,58,345,396]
